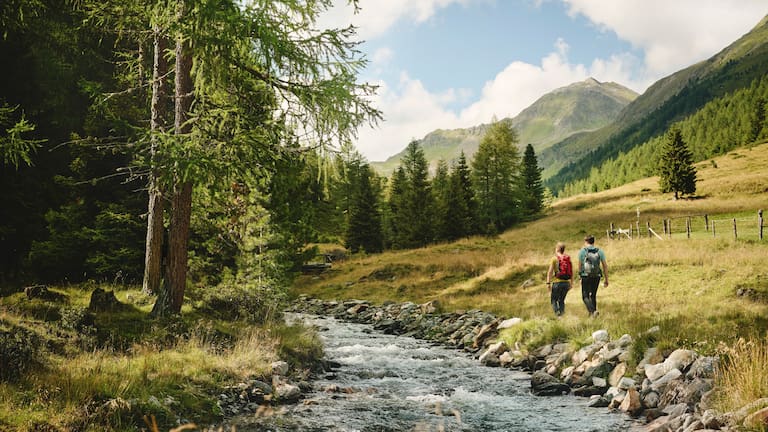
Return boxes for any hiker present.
[546,242,572,316]
[578,234,609,317]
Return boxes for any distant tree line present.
[302,120,546,254]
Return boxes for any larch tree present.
[148,0,380,316]
[658,126,697,200]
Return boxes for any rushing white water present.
[238,314,638,432]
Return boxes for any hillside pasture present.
[293,143,768,355]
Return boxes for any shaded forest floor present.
[0,284,322,431]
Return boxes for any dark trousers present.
[581,276,600,314]
[551,282,569,316]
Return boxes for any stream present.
[237,314,639,432]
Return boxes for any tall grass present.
[715,338,768,413]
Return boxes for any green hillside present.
[371,78,636,175]
[545,14,768,194]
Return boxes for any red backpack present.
[555,254,572,280]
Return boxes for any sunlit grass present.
[715,338,768,414]
[293,143,768,356]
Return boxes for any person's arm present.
[577,249,584,279]
[546,259,554,291]
[601,258,609,286]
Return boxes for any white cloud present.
[318,0,474,40]
[359,39,646,161]
[371,47,394,66]
[563,0,768,76]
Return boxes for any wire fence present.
[607,210,765,241]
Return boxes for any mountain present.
[370,78,637,175]
[544,15,768,193]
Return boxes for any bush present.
[196,280,286,324]
[0,326,43,382]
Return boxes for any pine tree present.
[658,126,697,199]
[346,163,383,253]
[520,144,545,216]
[387,141,434,248]
[472,119,521,233]
[385,166,408,249]
[431,159,450,241]
[445,151,476,239]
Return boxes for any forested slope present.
[544,15,768,194]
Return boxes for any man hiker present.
[578,235,608,317]
[546,242,572,316]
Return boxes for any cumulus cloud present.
[358,39,646,160]
[326,0,768,161]
[318,0,474,40]
[563,0,768,76]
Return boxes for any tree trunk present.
[167,27,194,314]
[143,28,168,296]
[153,2,193,316]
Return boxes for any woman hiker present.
[546,242,572,316]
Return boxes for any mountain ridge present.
[370,78,638,175]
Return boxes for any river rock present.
[479,350,500,367]
[665,349,698,372]
[272,361,290,376]
[616,334,633,347]
[275,382,302,402]
[420,300,440,314]
[499,351,515,367]
[497,317,523,329]
[573,385,606,397]
[686,356,718,379]
[618,377,635,391]
[588,395,611,408]
[620,387,642,416]
[531,371,570,396]
[651,368,683,392]
[608,362,627,387]
[346,303,369,315]
[592,329,610,344]
[642,390,660,409]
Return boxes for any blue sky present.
[320,0,768,161]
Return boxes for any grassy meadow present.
[293,143,768,357]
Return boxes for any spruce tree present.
[346,163,383,253]
[431,159,451,241]
[386,166,408,249]
[658,126,697,199]
[445,152,476,239]
[387,141,434,248]
[520,143,545,216]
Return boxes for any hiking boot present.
[591,310,600,318]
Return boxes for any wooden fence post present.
[712,220,716,238]
[647,221,651,238]
[759,210,764,241]
[686,217,691,239]
[733,218,738,240]
[705,214,709,232]
[668,219,673,239]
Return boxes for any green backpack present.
[583,247,601,278]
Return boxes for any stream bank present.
[282,296,764,432]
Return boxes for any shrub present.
[196,282,286,324]
[0,326,42,382]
